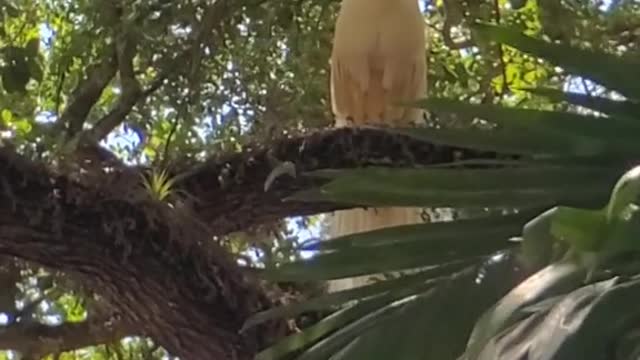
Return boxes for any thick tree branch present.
[0,163,282,359]
[0,128,501,359]
[174,127,501,235]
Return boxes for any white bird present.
[327,0,429,292]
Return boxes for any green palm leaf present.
[473,23,640,100]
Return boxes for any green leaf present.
[330,261,512,360]
[291,166,615,208]
[264,235,485,280]
[390,126,580,157]
[524,87,640,120]
[275,290,430,360]
[524,277,622,360]
[472,23,640,100]
[604,205,640,255]
[1,109,12,124]
[329,291,440,360]
[246,261,470,330]
[550,206,607,252]
[474,277,640,360]
[616,323,640,359]
[291,252,517,360]
[258,252,520,360]
[415,98,640,156]
[13,118,32,135]
[606,166,640,222]
[301,211,535,252]
[254,293,403,360]
[265,209,530,281]
[519,207,560,271]
[465,261,586,359]
[56,293,87,323]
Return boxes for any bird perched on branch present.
[327,0,429,292]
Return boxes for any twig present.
[493,0,509,100]
[161,115,180,167]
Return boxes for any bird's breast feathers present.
[330,0,427,125]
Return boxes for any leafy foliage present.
[0,0,637,359]
[254,22,640,360]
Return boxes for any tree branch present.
[187,0,229,95]
[0,128,501,359]
[87,0,231,143]
[441,0,476,50]
[58,48,118,138]
[174,127,501,235]
[0,178,281,359]
[86,32,142,142]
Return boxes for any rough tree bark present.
[0,127,499,359]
